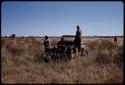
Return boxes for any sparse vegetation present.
[95,40,123,67]
[1,37,123,84]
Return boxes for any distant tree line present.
[1,34,123,38]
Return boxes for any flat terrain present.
[1,37,123,84]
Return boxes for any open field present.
[1,37,123,84]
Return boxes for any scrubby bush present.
[95,40,123,67]
[1,38,43,65]
[86,39,100,50]
[97,39,117,50]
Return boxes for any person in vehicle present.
[57,37,66,52]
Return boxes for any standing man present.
[74,25,82,52]
[44,36,51,53]
[114,36,117,42]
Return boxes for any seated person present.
[57,37,66,52]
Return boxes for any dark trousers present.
[74,38,81,52]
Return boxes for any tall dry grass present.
[1,37,123,84]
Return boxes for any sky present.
[1,1,124,36]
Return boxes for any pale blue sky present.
[1,1,124,36]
